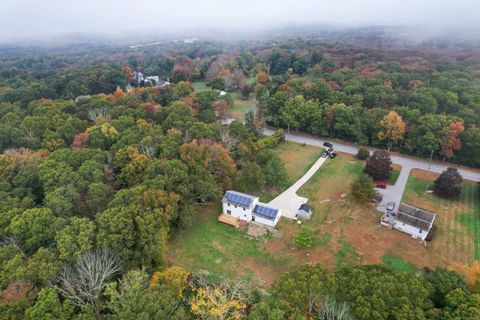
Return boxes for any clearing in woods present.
[169,149,479,286]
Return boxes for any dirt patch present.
[247,224,269,238]
[392,163,402,171]
[242,258,279,286]
[411,168,440,181]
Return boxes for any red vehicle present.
[375,181,387,189]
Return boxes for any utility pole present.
[427,149,433,172]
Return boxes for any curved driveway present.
[264,128,480,214]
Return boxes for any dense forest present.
[0,29,479,319]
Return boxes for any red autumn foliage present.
[139,102,162,114]
[441,122,465,159]
[71,132,89,150]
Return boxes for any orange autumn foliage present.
[113,86,125,97]
[256,71,269,85]
[450,261,480,293]
[441,121,465,159]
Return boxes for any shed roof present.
[299,203,312,212]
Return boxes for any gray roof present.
[223,190,255,207]
[299,203,312,212]
[396,203,436,231]
[253,203,279,220]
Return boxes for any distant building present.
[381,203,436,242]
[134,72,170,88]
[219,190,281,228]
[75,95,91,102]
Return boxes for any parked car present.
[386,202,395,212]
[323,142,333,149]
[371,192,383,203]
[329,152,337,159]
[375,181,387,189]
[321,151,329,158]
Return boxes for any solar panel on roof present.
[225,191,253,207]
[253,204,279,220]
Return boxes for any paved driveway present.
[264,128,480,215]
[269,156,328,219]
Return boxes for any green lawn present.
[272,142,323,185]
[168,205,283,285]
[388,169,401,185]
[336,238,360,269]
[383,255,418,273]
[192,81,210,92]
[231,98,256,121]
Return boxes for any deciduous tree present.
[433,167,463,199]
[441,121,465,159]
[364,151,392,181]
[378,111,405,151]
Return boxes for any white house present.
[134,72,170,88]
[220,190,281,228]
[381,203,436,242]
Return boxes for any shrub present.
[351,174,376,203]
[356,148,370,160]
[364,150,392,181]
[433,167,463,198]
[294,228,316,248]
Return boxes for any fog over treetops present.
[1,0,480,43]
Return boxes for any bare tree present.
[58,249,122,319]
[139,145,157,159]
[314,295,352,320]
[218,127,239,151]
[1,236,26,259]
[88,108,108,125]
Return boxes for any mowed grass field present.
[231,98,256,121]
[402,169,480,265]
[260,142,323,202]
[168,205,285,286]
[191,81,210,92]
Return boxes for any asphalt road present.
[264,128,480,182]
[264,127,480,213]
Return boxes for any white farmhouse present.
[381,203,436,242]
[220,190,281,228]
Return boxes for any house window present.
[235,205,237,208]
[252,216,255,221]
[243,208,245,211]
[227,210,231,215]
[227,203,230,207]
[419,230,422,233]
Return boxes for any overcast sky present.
[1,0,480,42]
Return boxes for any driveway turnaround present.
[264,128,480,215]
[269,156,328,219]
